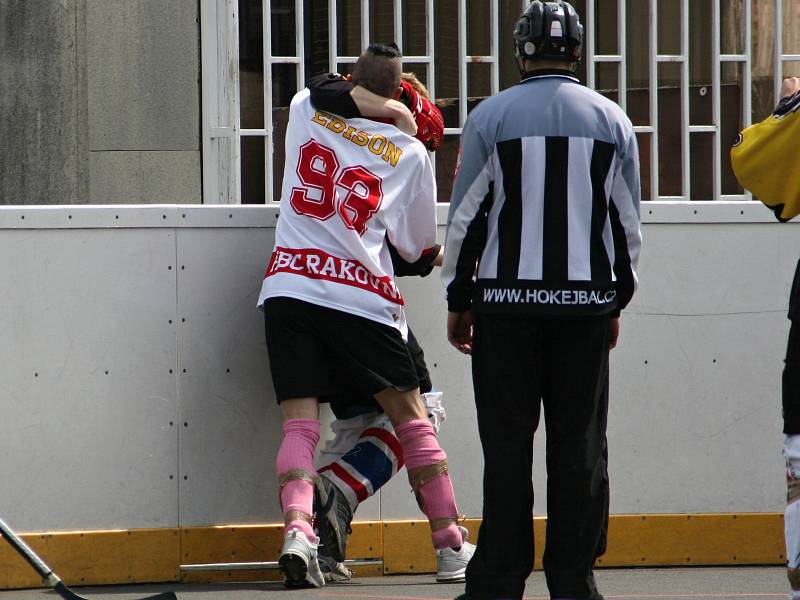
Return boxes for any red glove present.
[399,79,445,151]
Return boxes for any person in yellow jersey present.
[732,77,800,221]
[732,77,800,600]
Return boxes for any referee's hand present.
[447,311,473,355]
[609,317,620,350]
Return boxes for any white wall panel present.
[608,222,794,514]
[0,205,795,532]
[174,226,279,525]
[0,228,178,531]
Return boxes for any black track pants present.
[464,314,611,600]
[785,259,800,434]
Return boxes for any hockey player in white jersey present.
[258,44,474,589]
[303,70,463,584]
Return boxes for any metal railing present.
[201,0,790,204]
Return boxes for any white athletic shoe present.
[278,529,325,588]
[318,553,353,582]
[435,526,475,583]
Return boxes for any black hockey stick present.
[0,516,177,600]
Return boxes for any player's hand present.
[399,80,444,151]
[609,317,620,350]
[447,311,473,355]
[780,77,800,100]
[387,100,418,136]
[432,246,444,268]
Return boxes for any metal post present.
[618,0,627,112]
[458,0,468,128]
[711,0,721,201]
[264,0,273,203]
[775,0,783,104]
[681,0,690,200]
[649,0,658,201]
[362,0,370,48]
[586,0,595,89]
[329,0,338,74]
[394,0,403,51]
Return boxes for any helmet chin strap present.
[514,53,525,76]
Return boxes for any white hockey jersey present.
[258,89,437,333]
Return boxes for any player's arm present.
[384,151,437,264]
[388,240,442,277]
[306,73,362,118]
[350,86,416,136]
[441,116,494,355]
[306,73,416,135]
[441,116,494,315]
[608,121,642,319]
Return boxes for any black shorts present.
[324,328,433,419]
[263,297,419,404]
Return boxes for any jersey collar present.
[520,69,581,84]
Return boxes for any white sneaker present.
[278,529,325,588]
[318,553,353,582]
[435,526,475,583]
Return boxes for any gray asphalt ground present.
[0,567,789,600]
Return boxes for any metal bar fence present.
[204,0,776,204]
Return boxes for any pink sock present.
[277,419,320,540]
[284,516,315,540]
[432,519,463,549]
[395,419,463,549]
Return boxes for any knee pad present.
[320,412,388,463]
[788,495,800,572]
[786,435,800,481]
[422,391,446,432]
[786,437,800,582]
[319,412,393,464]
[789,562,800,594]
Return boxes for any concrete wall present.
[0,202,792,533]
[0,0,201,205]
[0,0,87,204]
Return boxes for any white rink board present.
[0,203,793,532]
[0,227,179,531]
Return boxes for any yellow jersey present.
[731,93,800,222]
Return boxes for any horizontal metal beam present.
[180,558,383,572]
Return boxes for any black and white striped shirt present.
[442,70,642,317]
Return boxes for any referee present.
[442,2,642,599]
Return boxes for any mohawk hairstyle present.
[352,43,403,98]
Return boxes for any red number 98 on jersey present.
[290,140,384,236]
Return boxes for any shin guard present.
[276,419,320,539]
[788,492,800,593]
[785,435,800,594]
[395,419,463,549]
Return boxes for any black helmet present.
[514,1,583,71]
